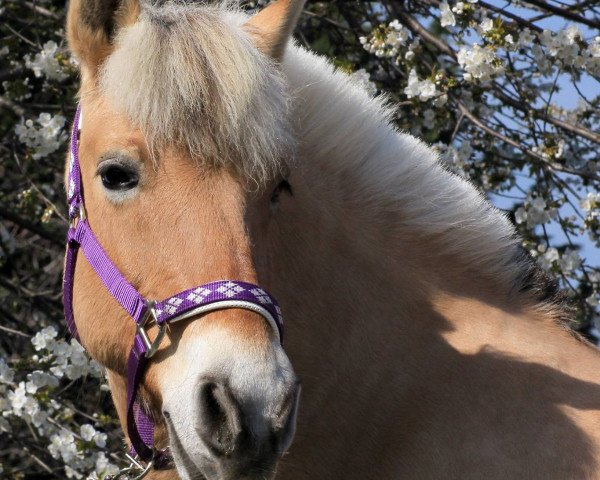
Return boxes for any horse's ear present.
[244,0,305,61]
[67,0,140,76]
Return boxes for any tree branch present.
[0,204,64,246]
[492,88,600,145]
[0,95,25,117]
[478,1,543,32]
[523,0,600,29]
[457,102,599,181]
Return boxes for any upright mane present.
[100,1,566,317]
[281,46,570,316]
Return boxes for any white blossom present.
[8,382,28,414]
[386,25,408,50]
[361,20,409,60]
[0,358,15,384]
[531,44,553,75]
[15,113,67,160]
[24,41,68,81]
[518,28,535,48]
[479,17,494,33]
[94,452,119,477]
[433,93,448,107]
[432,142,473,173]
[31,326,58,351]
[457,44,504,82]
[515,196,557,227]
[48,430,80,464]
[25,371,59,394]
[540,26,580,53]
[80,424,97,442]
[404,69,437,101]
[440,2,456,27]
[583,36,600,76]
[350,69,377,97]
[423,109,436,129]
[580,192,600,217]
[452,2,466,14]
[559,249,582,274]
[538,247,560,271]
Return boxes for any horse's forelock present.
[99,3,294,185]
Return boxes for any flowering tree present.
[0,0,599,477]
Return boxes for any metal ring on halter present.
[69,203,87,229]
[136,300,166,358]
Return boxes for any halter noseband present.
[63,106,284,470]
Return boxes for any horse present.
[64,0,600,479]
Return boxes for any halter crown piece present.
[63,106,284,472]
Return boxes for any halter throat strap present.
[63,106,284,468]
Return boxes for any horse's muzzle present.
[162,366,300,480]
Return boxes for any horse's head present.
[65,1,303,478]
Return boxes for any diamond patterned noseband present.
[63,106,284,470]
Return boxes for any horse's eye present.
[99,164,139,191]
[270,180,293,208]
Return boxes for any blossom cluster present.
[581,193,600,220]
[24,40,69,81]
[515,196,558,228]
[15,112,67,160]
[531,246,582,275]
[404,69,438,101]
[350,68,377,97]
[432,141,474,174]
[0,327,120,479]
[359,20,409,61]
[457,44,504,82]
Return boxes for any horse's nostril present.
[196,379,244,457]
[162,410,171,420]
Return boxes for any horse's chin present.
[166,436,279,480]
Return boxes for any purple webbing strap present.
[63,239,80,341]
[68,222,148,324]
[126,337,155,462]
[63,106,83,340]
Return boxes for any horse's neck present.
[277,45,600,387]
[266,47,600,478]
[265,163,600,478]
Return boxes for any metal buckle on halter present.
[69,203,87,229]
[106,453,154,480]
[136,300,166,358]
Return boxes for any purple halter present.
[63,106,284,469]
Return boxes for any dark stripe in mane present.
[512,247,595,344]
[516,247,566,306]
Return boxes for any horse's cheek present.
[72,257,133,374]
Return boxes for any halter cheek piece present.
[63,107,284,471]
